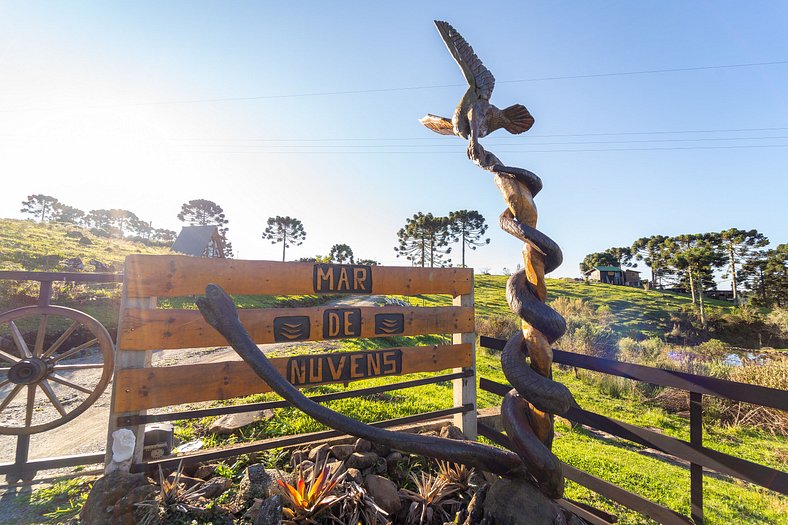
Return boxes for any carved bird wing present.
[434,20,495,100]
[419,114,455,135]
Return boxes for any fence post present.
[690,391,703,524]
[453,271,477,440]
[104,286,156,471]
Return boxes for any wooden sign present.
[313,264,372,294]
[287,349,402,386]
[123,255,472,297]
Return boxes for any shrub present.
[475,314,519,340]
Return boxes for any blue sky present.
[1,1,786,281]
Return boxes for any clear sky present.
[1,1,786,281]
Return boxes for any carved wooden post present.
[453,272,477,439]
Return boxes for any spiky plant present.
[329,481,389,525]
[436,461,475,492]
[278,458,346,524]
[399,471,461,525]
[136,461,205,525]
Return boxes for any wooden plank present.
[113,344,472,412]
[453,280,476,439]
[124,255,473,298]
[118,305,473,351]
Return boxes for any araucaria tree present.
[631,235,669,288]
[328,244,354,264]
[262,216,307,261]
[666,233,724,327]
[178,199,233,257]
[718,228,769,304]
[21,194,59,222]
[447,210,490,268]
[394,212,451,267]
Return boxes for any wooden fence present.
[478,336,788,525]
[109,255,477,472]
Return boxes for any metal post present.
[690,391,703,524]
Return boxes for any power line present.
[172,143,788,154]
[2,60,787,113]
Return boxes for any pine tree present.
[718,228,769,304]
[394,213,451,267]
[262,216,307,262]
[631,235,669,288]
[447,210,490,268]
[51,203,85,225]
[21,194,59,222]
[328,244,354,264]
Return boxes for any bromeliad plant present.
[399,471,461,525]
[436,460,475,492]
[330,481,389,525]
[278,459,346,524]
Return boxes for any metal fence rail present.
[479,335,788,525]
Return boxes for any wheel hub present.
[8,358,49,385]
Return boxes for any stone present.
[90,259,114,272]
[373,457,387,475]
[290,450,307,467]
[200,476,233,499]
[354,438,373,452]
[80,470,153,525]
[62,257,84,271]
[78,236,94,245]
[112,484,157,525]
[483,478,565,525]
[346,467,363,484]
[346,451,378,470]
[255,494,284,525]
[236,465,294,507]
[364,474,401,515]
[325,459,346,476]
[440,424,466,440]
[66,231,82,238]
[297,459,315,475]
[209,409,274,435]
[330,443,355,460]
[193,464,218,480]
[385,451,404,463]
[308,443,330,463]
[420,430,439,437]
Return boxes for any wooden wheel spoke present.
[9,321,32,358]
[51,338,99,364]
[25,384,36,427]
[0,349,19,364]
[0,383,25,413]
[0,378,10,389]
[53,364,105,371]
[42,321,80,358]
[34,314,49,357]
[39,380,68,417]
[48,373,93,395]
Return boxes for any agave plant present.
[399,471,461,525]
[278,458,346,524]
[436,461,475,492]
[136,461,205,525]
[329,481,389,525]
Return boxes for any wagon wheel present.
[0,305,114,435]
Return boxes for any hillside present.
[0,218,172,273]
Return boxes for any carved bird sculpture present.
[420,20,534,165]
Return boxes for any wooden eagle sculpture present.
[420,20,535,165]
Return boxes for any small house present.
[584,266,641,287]
[171,225,225,258]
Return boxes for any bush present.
[475,313,519,341]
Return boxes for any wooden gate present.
[108,255,476,471]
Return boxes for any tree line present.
[581,229,786,310]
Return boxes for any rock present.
[255,494,283,525]
[66,231,82,238]
[308,443,330,463]
[440,424,466,440]
[330,444,355,460]
[364,474,401,515]
[200,476,233,499]
[346,451,378,470]
[62,257,84,271]
[78,236,94,245]
[462,484,489,525]
[420,430,439,437]
[290,450,307,467]
[80,470,153,525]
[209,409,274,435]
[90,259,114,272]
[483,478,565,525]
[325,460,346,477]
[193,464,218,480]
[236,465,294,507]
[354,438,373,452]
[113,484,157,524]
[346,467,363,484]
[373,457,387,475]
[385,452,404,464]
